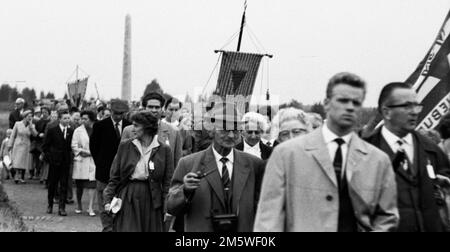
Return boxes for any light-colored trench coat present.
[71,125,95,181]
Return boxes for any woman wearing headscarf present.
[71,110,97,216]
[8,109,38,184]
[103,111,174,232]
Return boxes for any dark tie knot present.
[335,138,345,146]
[220,157,229,164]
[397,139,405,146]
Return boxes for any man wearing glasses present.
[236,112,272,160]
[365,82,450,232]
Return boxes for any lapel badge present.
[426,159,436,179]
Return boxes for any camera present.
[211,213,238,232]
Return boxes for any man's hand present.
[183,172,201,191]
[437,174,450,188]
[39,133,45,138]
[39,153,44,162]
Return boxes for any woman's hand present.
[104,203,111,212]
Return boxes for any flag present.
[68,77,88,108]
[408,10,450,130]
[215,51,263,98]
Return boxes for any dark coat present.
[9,109,22,129]
[365,128,450,232]
[90,118,131,183]
[42,125,74,167]
[236,140,273,160]
[103,139,174,211]
[167,146,266,232]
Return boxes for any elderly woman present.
[72,110,97,216]
[104,111,174,232]
[8,110,38,184]
[271,107,312,146]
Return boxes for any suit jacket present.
[121,121,183,167]
[9,109,22,129]
[365,128,450,232]
[254,128,399,232]
[90,118,131,183]
[166,146,266,232]
[236,140,273,160]
[42,125,74,167]
[103,140,174,211]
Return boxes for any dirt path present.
[2,179,102,232]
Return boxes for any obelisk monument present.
[121,14,132,101]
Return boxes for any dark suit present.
[236,140,273,160]
[89,117,130,232]
[9,109,22,129]
[365,128,450,232]
[90,118,131,183]
[167,146,266,232]
[42,125,73,210]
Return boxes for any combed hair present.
[241,112,269,132]
[131,111,159,136]
[377,82,412,112]
[326,72,366,99]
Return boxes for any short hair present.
[439,113,450,139]
[58,109,70,119]
[377,82,412,112]
[307,112,324,129]
[326,72,366,99]
[164,97,183,110]
[131,111,159,136]
[41,106,51,114]
[270,108,312,140]
[70,107,80,114]
[241,112,268,132]
[80,110,96,122]
[21,109,33,118]
[142,92,166,108]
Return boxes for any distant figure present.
[0,129,13,181]
[236,112,273,160]
[72,110,97,217]
[90,99,131,232]
[42,109,73,217]
[9,98,25,129]
[8,110,38,184]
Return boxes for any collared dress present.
[8,121,35,170]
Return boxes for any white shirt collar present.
[111,117,122,126]
[381,126,413,147]
[243,140,261,158]
[59,124,67,131]
[322,124,352,145]
[132,135,160,155]
[212,145,234,164]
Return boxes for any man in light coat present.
[254,72,399,232]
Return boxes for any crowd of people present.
[1,71,450,232]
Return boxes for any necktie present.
[333,138,345,188]
[396,139,410,173]
[115,122,121,139]
[63,127,66,140]
[220,157,231,212]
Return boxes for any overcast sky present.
[1,0,449,107]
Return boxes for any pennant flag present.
[215,51,263,98]
[68,77,88,108]
[408,10,450,130]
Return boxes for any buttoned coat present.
[254,128,399,232]
[166,146,265,232]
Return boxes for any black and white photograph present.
[1,0,450,239]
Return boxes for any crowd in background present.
[0,72,450,232]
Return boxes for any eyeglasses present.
[245,130,262,135]
[386,102,423,113]
[168,108,179,112]
[279,128,308,140]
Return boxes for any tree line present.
[0,84,55,104]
